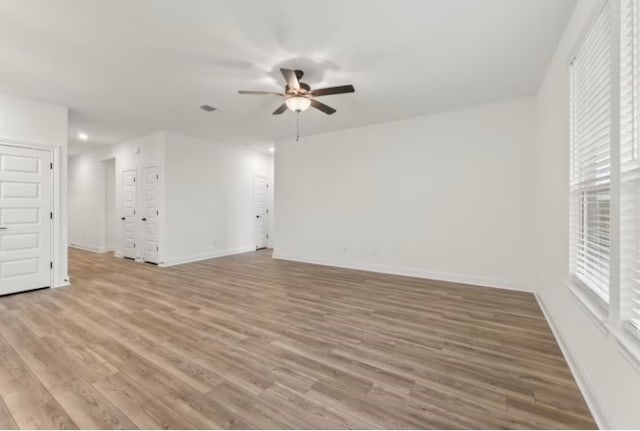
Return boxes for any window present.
[621,0,640,336]
[570,1,612,305]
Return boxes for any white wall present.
[68,130,273,266]
[163,132,273,266]
[68,132,165,258]
[0,92,67,146]
[68,153,107,251]
[534,0,640,428]
[105,159,116,251]
[0,92,68,287]
[274,98,536,291]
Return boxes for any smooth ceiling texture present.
[0,0,576,153]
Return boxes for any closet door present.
[254,176,268,250]
[0,144,52,295]
[121,169,137,259]
[141,165,159,264]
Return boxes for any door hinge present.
[156,246,159,251]
[133,210,136,215]
[133,177,136,183]
[50,262,53,269]
[156,210,159,216]
[50,212,53,220]
[50,162,53,170]
[133,242,136,248]
[156,174,159,180]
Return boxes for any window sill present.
[567,282,610,336]
[612,324,640,373]
[567,282,640,371]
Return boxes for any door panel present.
[142,166,159,263]
[0,145,52,296]
[121,169,137,259]
[254,177,268,250]
[1,233,39,251]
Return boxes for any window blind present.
[621,0,640,334]
[570,1,612,304]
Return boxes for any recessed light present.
[78,132,88,141]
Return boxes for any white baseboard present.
[53,280,71,288]
[159,246,256,267]
[69,243,112,254]
[272,252,532,292]
[535,293,610,430]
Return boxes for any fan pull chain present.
[296,112,300,142]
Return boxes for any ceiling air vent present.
[200,105,216,112]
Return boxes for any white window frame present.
[620,0,640,344]
[568,0,619,318]
[568,0,640,366]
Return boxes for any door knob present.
[0,227,7,230]
[256,215,260,218]
[141,217,147,221]
[121,217,126,220]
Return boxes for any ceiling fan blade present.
[280,68,300,91]
[239,90,285,96]
[272,103,288,115]
[309,85,355,97]
[310,99,336,115]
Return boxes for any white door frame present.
[0,141,55,290]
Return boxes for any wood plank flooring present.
[0,248,596,429]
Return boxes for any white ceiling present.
[0,0,576,154]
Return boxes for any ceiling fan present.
[238,68,355,115]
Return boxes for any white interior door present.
[121,169,137,259]
[142,166,159,264]
[0,145,52,296]
[254,177,268,250]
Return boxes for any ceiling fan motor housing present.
[286,82,311,94]
[238,68,354,115]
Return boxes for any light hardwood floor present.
[0,248,595,429]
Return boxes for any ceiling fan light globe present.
[285,96,311,112]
